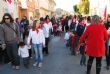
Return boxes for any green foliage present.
[84,0,89,14]
[73,5,79,13]
[74,0,90,15]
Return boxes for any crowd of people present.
[0,12,110,74]
[63,15,110,74]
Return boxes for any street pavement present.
[0,36,110,74]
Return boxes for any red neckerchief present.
[36,28,39,33]
[40,21,45,28]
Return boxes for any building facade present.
[18,0,37,19]
[48,0,56,17]
[37,0,56,18]
[0,0,56,21]
[0,0,18,21]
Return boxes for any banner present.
[104,6,107,20]
[7,0,12,4]
[21,0,28,9]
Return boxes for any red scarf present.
[36,28,39,33]
[40,21,45,29]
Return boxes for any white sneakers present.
[38,63,42,68]
[33,62,42,68]
[33,62,38,67]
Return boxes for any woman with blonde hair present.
[78,15,108,74]
[27,20,45,68]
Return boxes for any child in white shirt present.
[64,31,71,47]
[18,42,30,68]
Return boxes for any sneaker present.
[12,66,16,69]
[38,63,42,68]
[30,57,33,59]
[33,62,38,67]
[15,66,20,70]
[106,66,109,70]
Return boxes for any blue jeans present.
[33,44,43,62]
[66,40,69,47]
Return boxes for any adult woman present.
[78,15,108,74]
[43,15,52,55]
[27,20,45,68]
[0,13,20,69]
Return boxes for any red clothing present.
[79,24,108,57]
[36,28,39,33]
[71,35,75,46]
[60,18,64,25]
[80,22,86,27]
[40,21,45,29]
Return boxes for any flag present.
[7,0,12,4]
[104,6,107,20]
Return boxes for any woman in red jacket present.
[78,15,108,74]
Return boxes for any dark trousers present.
[106,55,110,66]
[80,55,86,66]
[105,42,110,67]
[80,45,86,65]
[43,38,49,54]
[106,49,110,67]
[0,47,3,64]
[87,56,102,74]
[62,25,65,32]
[0,47,10,64]
[28,49,32,58]
[6,42,20,66]
[23,57,29,68]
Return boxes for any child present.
[69,31,76,55]
[18,42,30,68]
[64,31,71,47]
[79,43,86,66]
[57,24,62,36]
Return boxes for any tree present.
[84,0,89,14]
[76,0,90,15]
[73,5,79,14]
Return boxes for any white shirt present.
[68,19,72,27]
[86,22,91,26]
[48,22,53,31]
[27,29,45,45]
[43,23,50,38]
[75,23,78,31]
[64,32,70,40]
[18,45,29,58]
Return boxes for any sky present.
[55,0,80,12]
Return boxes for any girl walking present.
[27,20,45,68]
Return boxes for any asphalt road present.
[0,36,110,74]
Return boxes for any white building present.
[89,0,110,17]
[0,0,19,21]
